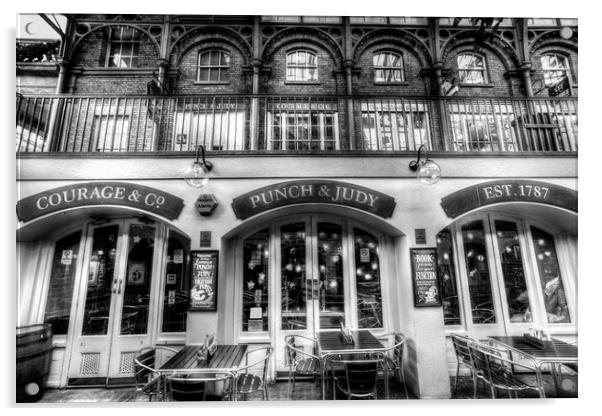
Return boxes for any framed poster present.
[190,251,219,311]
[127,262,146,286]
[410,248,442,307]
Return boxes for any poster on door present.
[190,251,219,311]
[410,248,442,307]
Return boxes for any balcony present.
[16,94,578,155]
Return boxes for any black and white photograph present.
[11,1,592,409]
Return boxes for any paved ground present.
[31,373,577,403]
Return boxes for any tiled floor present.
[33,373,577,403]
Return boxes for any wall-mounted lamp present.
[184,145,213,188]
[408,145,441,185]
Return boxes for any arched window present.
[197,50,231,82]
[541,53,571,87]
[286,50,318,82]
[457,53,487,84]
[373,51,404,83]
[106,26,141,68]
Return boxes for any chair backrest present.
[166,372,233,401]
[284,335,318,366]
[134,348,157,387]
[451,334,474,365]
[340,359,379,396]
[240,346,272,381]
[467,342,512,382]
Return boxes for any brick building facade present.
[16,14,578,400]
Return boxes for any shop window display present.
[161,231,190,333]
[354,228,383,328]
[531,226,570,323]
[44,231,82,335]
[436,228,461,326]
[242,229,269,332]
[461,220,496,324]
[495,220,532,323]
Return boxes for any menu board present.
[190,251,219,311]
[410,248,442,307]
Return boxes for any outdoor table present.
[317,330,386,400]
[488,335,578,397]
[159,344,248,400]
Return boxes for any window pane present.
[44,231,82,335]
[495,220,532,323]
[121,224,155,335]
[318,223,345,328]
[210,51,220,65]
[436,228,461,325]
[374,69,385,82]
[354,228,383,329]
[161,231,190,333]
[281,223,307,329]
[243,229,269,332]
[462,220,496,324]
[199,52,210,66]
[198,68,209,81]
[531,226,570,323]
[209,69,219,81]
[82,225,119,336]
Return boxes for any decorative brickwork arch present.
[529,32,577,57]
[353,29,433,68]
[170,26,252,67]
[69,23,161,64]
[441,30,521,73]
[261,27,344,68]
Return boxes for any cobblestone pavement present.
[31,373,577,403]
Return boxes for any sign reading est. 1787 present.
[17,182,185,222]
[231,180,396,220]
[440,180,577,219]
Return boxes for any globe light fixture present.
[408,145,441,184]
[184,145,213,188]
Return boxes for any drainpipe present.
[344,60,355,151]
[433,61,451,151]
[249,16,261,151]
[47,58,70,151]
[520,62,534,97]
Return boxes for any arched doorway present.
[17,209,191,387]
[221,207,404,377]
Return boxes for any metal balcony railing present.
[16,94,578,154]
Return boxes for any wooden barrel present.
[16,324,53,403]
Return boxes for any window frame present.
[372,50,406,84]
[456,52,489,85]
[541,52,572,87]
[285,49,319,83]
[105,25,141,68]
[196,49,231,83]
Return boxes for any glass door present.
[67,220,161,385]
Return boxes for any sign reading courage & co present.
[231,180,396,220]
[17,182,185,222]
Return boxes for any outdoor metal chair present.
[450,333,479,398]
[377,332,408,398]
[133,346,178,401]
[284,335,321,396]
[165,371,235,401]
[234,346,273,400]
[330,358,380,400]
[468,341,545,398]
